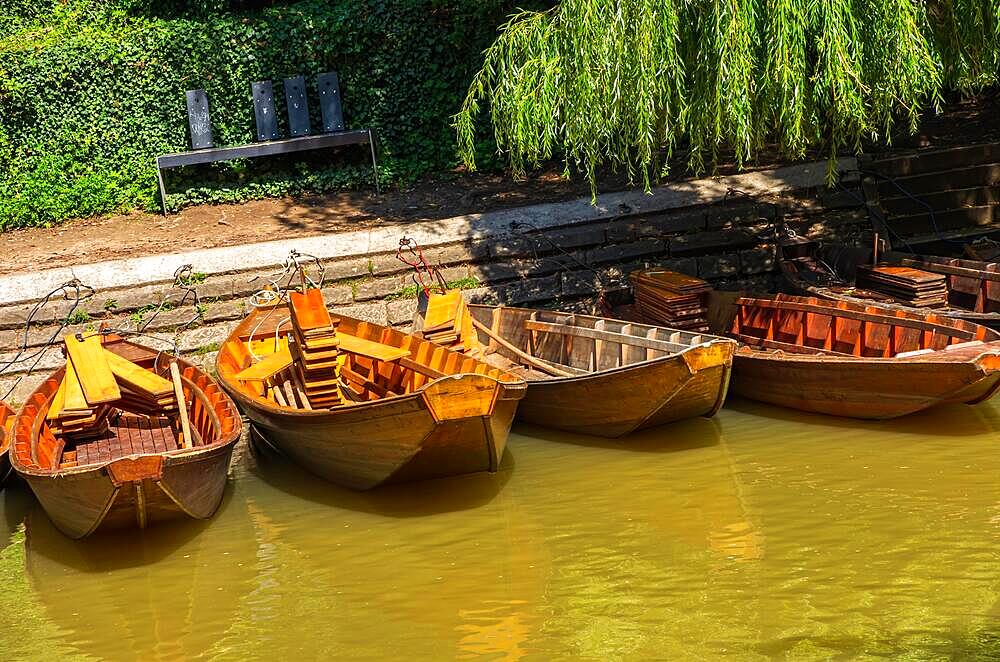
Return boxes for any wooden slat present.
[737,297,975,340]
[46,375,68,421]
[104,350,174,397]
[336,334,411,362]
[398,357,448,380]
[898,258,1000,283]
[288,289,333,331]
[63,358,90,413]
[524,320,692,354]
[235,346,294,381]
[64,335,121,405]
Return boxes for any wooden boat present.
[0,401,13,487]
[777,231,1000,329]
[413,296,737,437]
[707,291,1000,418]
[215,298,526,490]
[10,335,242,538]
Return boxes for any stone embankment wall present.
[0,159,865,405]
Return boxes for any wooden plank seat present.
[155,70,378,214]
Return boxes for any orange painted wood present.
[62,358,90,413]
[64,335,121,405]
[289,288,333,331]
[235,345,294,381]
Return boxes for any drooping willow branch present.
[456,0,1000,189]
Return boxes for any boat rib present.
[0,402,13,487]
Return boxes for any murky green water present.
[4,397,1000,660]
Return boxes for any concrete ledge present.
[0,158,855,306]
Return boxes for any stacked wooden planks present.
[47,334,178,441]
[419,290,479,353]
[630,268,711,331]
[287,288,345,409]
[235,289,422,410]
[855,265,948,307]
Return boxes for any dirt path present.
[0,168,610,276]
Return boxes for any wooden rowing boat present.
[10,336,242,538]
[215,302,526,490]
[707,291,1000,418]
[777,231,1000,328]
[413,300,737,437]
[0,401,13,487]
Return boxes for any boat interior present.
[711,292,1000,359]
[780,235,1000,314]
[14,340,234,473]
[465,305,728,379]
[217,305,520,410]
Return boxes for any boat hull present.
[216,307,526,491]
[730,344,1000,419]
[516,341,733,437]
[231,375,521,490]
[20,443,236,539]
[0,402,11,487]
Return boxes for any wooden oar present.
[469,316,580,378]
[169,362,192,449]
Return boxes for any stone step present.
[868,142,1000,178]
[876,163,1000,198]
[880,185,1000,216]
[882,205,1000,238]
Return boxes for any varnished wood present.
[10,339,242,538]
[215,304,526,490]
[415,302,737,438]
[709,291,1000,419]
[0,402,13,487]
[64,334,122,404]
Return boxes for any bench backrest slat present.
[284,75,311,137]
[252,81,280,142]
[185,89,213,149]
[317,71,345,132]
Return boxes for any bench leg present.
[155,161,169,216]
[368,129,380,195]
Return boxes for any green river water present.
[3,397,1000,660]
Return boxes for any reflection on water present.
[3,398,1000,658]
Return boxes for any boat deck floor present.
[65,415,179,467]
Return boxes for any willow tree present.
[455,0,1000,188]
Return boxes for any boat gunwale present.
[10,340,243,479]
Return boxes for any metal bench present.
[155,71,378,214]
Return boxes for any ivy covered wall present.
[0,1,525,229]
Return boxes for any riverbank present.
[0,158,863,405]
